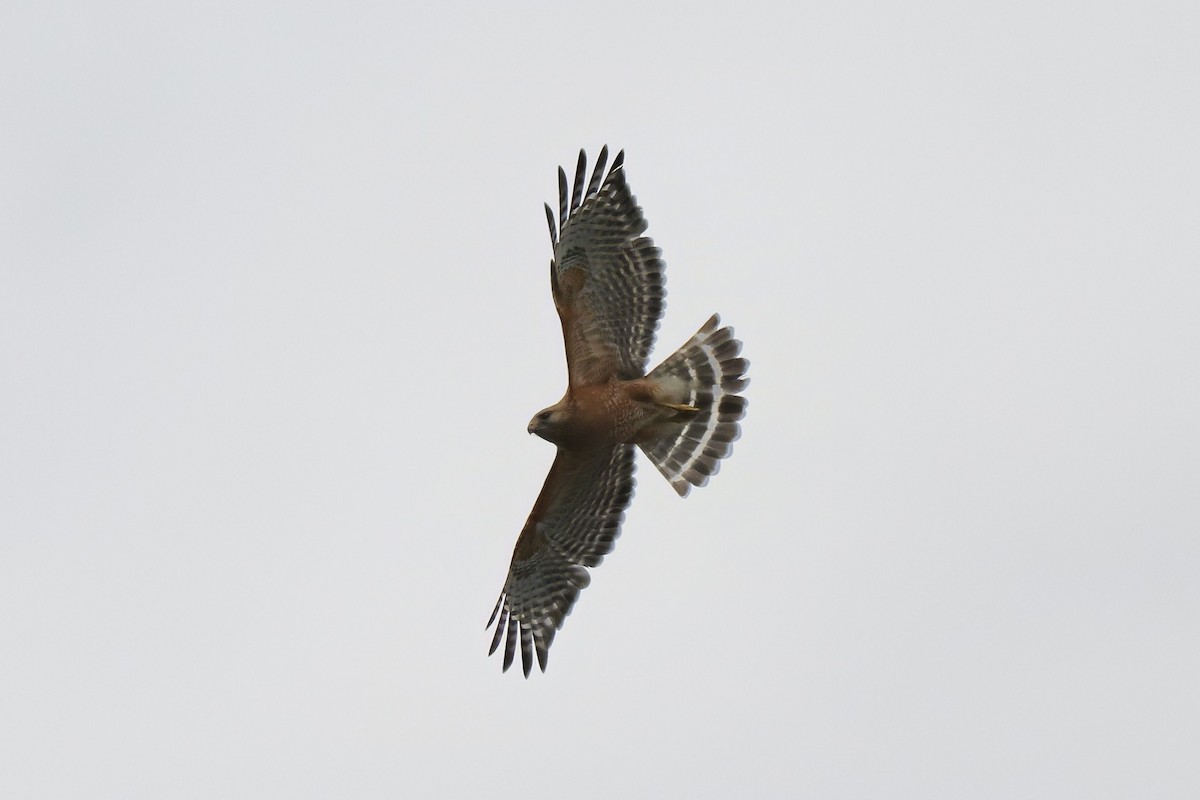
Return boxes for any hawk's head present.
[527,406,566,443]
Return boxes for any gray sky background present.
[3,2,1198,797]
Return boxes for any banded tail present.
[638,314,749,496]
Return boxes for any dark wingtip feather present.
[557,166,569,230]
[612,149,625,173]
[544,202,557,246]
[488,604,507,655]
[520,623,534,678]
[486,594,503,628]
[503,615,518,672]
[571,149,587,212]
[587,145,609,197]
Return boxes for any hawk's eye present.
[539,412,551,422]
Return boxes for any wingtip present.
[557,165,569,229]
[544,202,557,245]
[486,592,504,628]
[586,145,610,198]
[570,149,587,212]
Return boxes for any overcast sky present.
[2,2,1198,798]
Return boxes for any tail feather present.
[638,314,749,496]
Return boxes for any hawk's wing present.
[544,147,666,387]
[487,444,636,676]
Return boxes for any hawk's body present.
[488,147,749,676]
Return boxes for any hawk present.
[487,147,749,676]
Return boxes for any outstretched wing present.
[544,147,666,387]
[487,444,636,676]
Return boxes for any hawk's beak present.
[527,421,536,435]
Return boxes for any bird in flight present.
[487,147,749,676]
